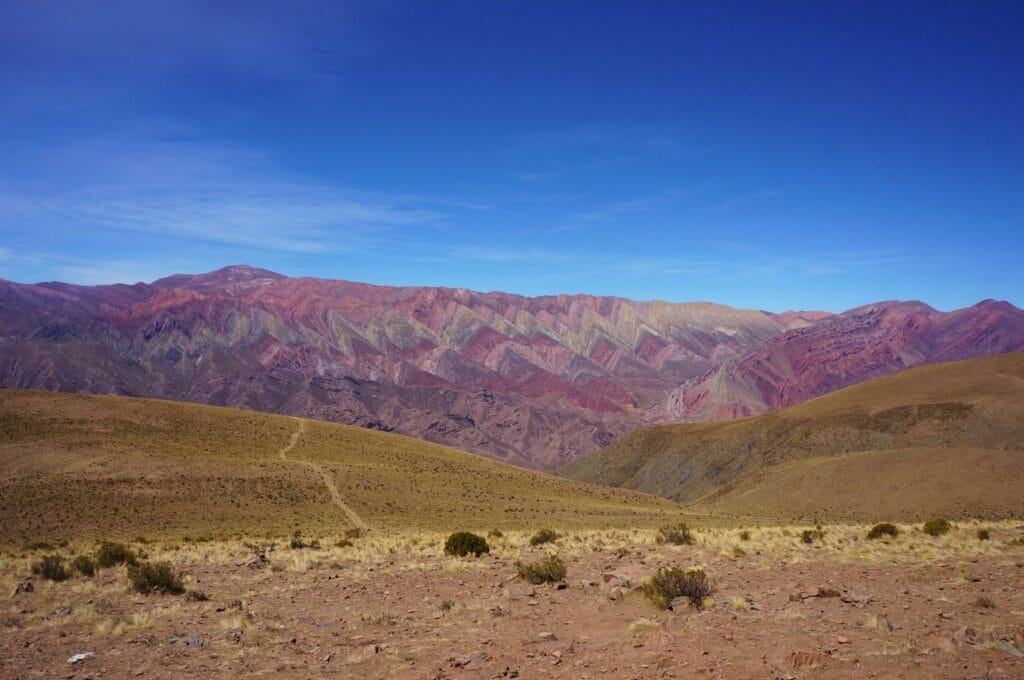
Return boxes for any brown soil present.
[3,527,1023,679]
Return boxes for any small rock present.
[836,635,850,644]
[538,632,557,642]
[68,652,95,664]
[13,580,34,595]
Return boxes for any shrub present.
[444,532,490,557]
[656,523,694,546]
[185,589,209,602]
[529,529,559,546]
[32,555,70,581]
[642,567,714,610]
[923,518,952,537]
[738,530,750,541]
[515,554,567,584]
[800,529,824,544]
[72,555,97,577]
[24,541,55,551]
[289,531,320,549]
[335,539,353,548]
[344,528,364,540]
[127,561,185,595]
[95,542,137,568]
[867,523,899,540]
[977,528,990,541]
[487,528,504,538]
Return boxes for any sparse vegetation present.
[95,541,137,568]
[867,523,899,540]
[641,567,714,610]
[72,555,97,577]
[186,589,209,601]
[444,531,490,557]
[344,528,364,540]
[738,530,750,541]
[976,528,990,540]
[529,529,559,546]
[800,528,824,544]
[487,528,504,538]
[656,523,694,545]
[923,518,952,537]
[289,531,320,549]
[975,595,996,609]
[32,554,70,581]
[126,561,185,595]
[515,553,567,584]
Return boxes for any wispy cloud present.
[0,135,447,255]
[573,187,695,224]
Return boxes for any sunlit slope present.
[0,390,683,544]
[560,353,1024,521]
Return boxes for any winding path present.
[277,418,369,530]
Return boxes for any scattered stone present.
[169,634,204,649]
[68,652,95,664]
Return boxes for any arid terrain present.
[1,386,1023,678]
[562,353,1024,521]
[2,525,1023,679]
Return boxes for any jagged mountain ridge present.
[2,265,1022,470]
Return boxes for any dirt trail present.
[277,418,369,530]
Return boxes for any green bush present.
[72,555,97,577]
[867,523,899,540]
[32,555,70,581]
[923,518,952,537]
[529,529,559,546]
[444,532,490,557]
[656,523,694,545]
[95,542,137,568]
[127,561,185,595]
[515,554,567,584]
[976,528,990,541]
[642,567,714,610]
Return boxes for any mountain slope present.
[653,300,1024,422]
[0,389,683,544]
[2,266,1022,470]
[560,353,1024,521]
[0,266,791,470]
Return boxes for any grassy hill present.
[0,390,684,545]
[559,353,1024,521]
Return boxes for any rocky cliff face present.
[2,266,1021,469]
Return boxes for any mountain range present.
[2,265,1022,470]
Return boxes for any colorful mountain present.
[2,266,1022,470]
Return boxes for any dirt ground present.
[2,526,1023,679]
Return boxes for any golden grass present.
[0,389,686,545]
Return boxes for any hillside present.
[3,266,1022,471]
[560,353,1024,521]
[0,389,684,545]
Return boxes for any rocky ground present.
[2,525,1023,679]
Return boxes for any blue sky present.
[1,1,1021,312]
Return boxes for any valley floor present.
[2,524,1023,679]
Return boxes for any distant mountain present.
[651,299,1024,422]
[1,266,1022,470]
[561,353,1024,521]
